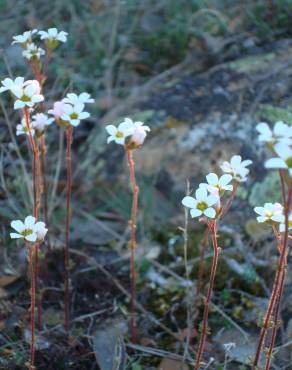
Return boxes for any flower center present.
[286,157,292,168]
[21,95,31,102]
[197,201,208,211]
[70,113,79,120]
[21,228,33,237]
[116,131,124,138]
[265,211,273,219]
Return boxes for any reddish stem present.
[196,228,209,297]
[194,221,220,370]
[64,127,73,331]
[252,185,292,369]
[220,182,238,219]
[28,247,36,369]
[23,108,43,335]
[265,261,287,370]
[40,135,49,227]
[126,149,139,343]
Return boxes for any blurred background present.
[0,0,292,369]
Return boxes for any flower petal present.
[11,220,25,233]
[190,209,202,218]
[206,173,218,186]
[204,207,216,218]
[182,196,197,209]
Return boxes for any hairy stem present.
[40,135,49,227]
[28,247,36,369]
[194,221,220,370]
[126,148,139,343]
[64,126,73,331]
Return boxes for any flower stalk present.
[194,221,220,370]
[126,148,139,343]
[64,126,73,331]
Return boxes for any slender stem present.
[252,185,292,369]
[64,126,73,331]
[23,108,42,351]
[182,180,191,362]
[28,247,36,369]
[264,261,287,370]
[126,148,139,343]
[197,228,209,297]
[194,221,220,370]
[220,182,238,219]
[40,135,49,227]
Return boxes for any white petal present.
[257,216,266,223]
[195,188,207,201]
[190,209,202,218]
[182,196,197,209]
[10,233,23,239]
[254,207,265,216]
[105,125,117,135]
[265,158,287,169]
[230,155,241,166]
[274,143,292,161]
[206,173,218,186]
[11,220,25,233]
[223,185,233,191]
[26,233,37,242]
[14,100,25,109]
[204,207,216,218]
[219,174,232,186]
[24,216,36,228]
[256,122,271,136]
[79,112,90,119]
[207,194,219,206]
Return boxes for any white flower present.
[31,113,54,131]
[265,143,292,177]
[128,118,151,146]
[199,173,233,195]
[13,80,44,109]
[0,78,44,109]
[38,28,68,43]
[22,43,45,60]
[182,188,219,219]
[63,92,94,105]
[10,216,48,243]
[279,212,292,233]
[105,120,134,145]
[256,121,292,146]
[61,103,90,127]
[16,118,35,137]
[12,29,38,46]
[221,155,252,182]
[48,101,65,119]
[254,203,284,224]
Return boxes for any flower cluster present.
[254,202,292,233]
[182,155,252,220]
[256,121,292,177]
[49,92,93,127]
[10,216,47,243]
[12,28,68,60]
[105,117,150,147]
[0,77,44,109]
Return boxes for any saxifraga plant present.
[105,117,150,343]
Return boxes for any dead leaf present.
[0,275,20,288]
[157,358,189,370]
